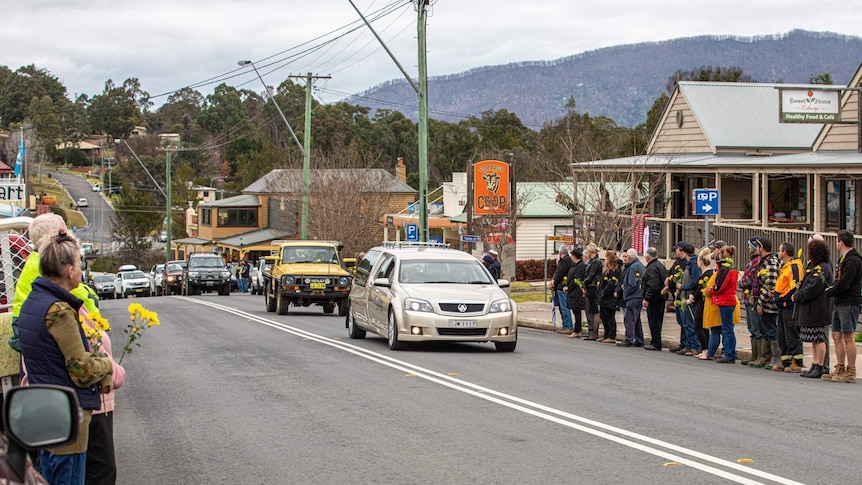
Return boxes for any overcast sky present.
[5,0,861,107]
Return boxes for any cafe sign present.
[779,89,840,123]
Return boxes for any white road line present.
[182,297,804,485]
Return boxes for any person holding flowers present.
[709,245,740,363]
[794,238,833,378]
[690,248,715,359]
[773,242,804,372]
[598,251,622,343]
[564,247,586,338]
[70,284,126,485]
[18,231,113,485]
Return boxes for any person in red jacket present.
[710,245,740,363]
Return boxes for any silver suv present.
[346,243,517,352]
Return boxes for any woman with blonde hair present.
[690,248,714,359]
[18,231,113,483]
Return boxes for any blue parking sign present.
[693,189,719,216]
[405,223,419,242]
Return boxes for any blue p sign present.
[405,223,419,242]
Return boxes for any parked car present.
[183,253,230,296]
[163,260,186,295]
[88,273,115,299]
[346,243,517,352]
[92,183,101,192]
[114,270,151,298]
[149,264,166,296]
[0,385,80,484]
[158,230,167,242]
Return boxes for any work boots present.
[749,340,771,368]
[784,361,803,373]
[740,338,758,365]
[765,341,782,371]
[831,366,857,383]
[822,364,845,381]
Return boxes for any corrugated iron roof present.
[678,82,824,150]
[580,151,862,172]
[199,194,260,208]
[243,169,415,194]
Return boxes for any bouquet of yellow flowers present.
[80,311,111,358]
[118,303,161,365]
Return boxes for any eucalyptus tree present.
[88,78,151,141]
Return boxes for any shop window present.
[217,208,258,227]
[826,180,856,231]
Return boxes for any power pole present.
[289,72,331,240]
[417,0,430,242]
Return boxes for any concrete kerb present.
[516,302,862,367]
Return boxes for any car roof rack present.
[382,241,450,250]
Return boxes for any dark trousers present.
[777,309,803,363]
[86,412,116,485]
[570,308,584,335]
[624,299,645,345]
[645,298,665,348]
[600,306,617,339]
[693,301,708,351]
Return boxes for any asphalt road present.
[102,293,860,484]
[47,170,114,249]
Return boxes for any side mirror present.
[497,279,510,288]
[372,277,391,288]
[3,385,80,481]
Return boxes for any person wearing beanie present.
[750,237,782,369]
[552,246,574,334]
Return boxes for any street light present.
[237,61,304,155]
[238,59,310,240]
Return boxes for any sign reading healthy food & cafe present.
[779,89,840,123]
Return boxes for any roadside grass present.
[29,174,87,229]
[511,291,551,303]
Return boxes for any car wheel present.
[347,309,366,339]
[276,292,289,315]
[494,341,517,352]
[337,298,349,317]
[323,303,335,314]
[219,284,230,296]
[265,282,276,313]
[387,310,406,350]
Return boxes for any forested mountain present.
[350,30,862,127]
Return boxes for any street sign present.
[546,235,574,242]
[460,234,480,243]
[405,223,419,242]
[692,189,719,216]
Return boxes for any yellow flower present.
[90,311,111,333]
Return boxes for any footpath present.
[516,301,862,376]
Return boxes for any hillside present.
[349,30,862,128]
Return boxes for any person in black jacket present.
[565,247,587,338]
[641,247,668,350]
[822,230,862,383]
[582,243,603,340]
[598,250,622,343]
[552,246,574,333]
[795,238,834,378]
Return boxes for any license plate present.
[135,289,143,293]
[309,282,326,289]
[206,281,214,286]
[449,320,477,328]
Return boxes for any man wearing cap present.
[664,242,689,352]
[553,246,574,334]
[738,237,763,366]
[482,255,499,279]
[676,243,702,355]
[487,250,501,280]
[750,237,781,368]
[711,240,726,262]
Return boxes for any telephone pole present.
[289,72,331,240]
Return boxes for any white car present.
[92,184,101,192]
[77,198,88,208]
[114,270,151,298]
[346,243,517,352]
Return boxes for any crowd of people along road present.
[551,230,861,384]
